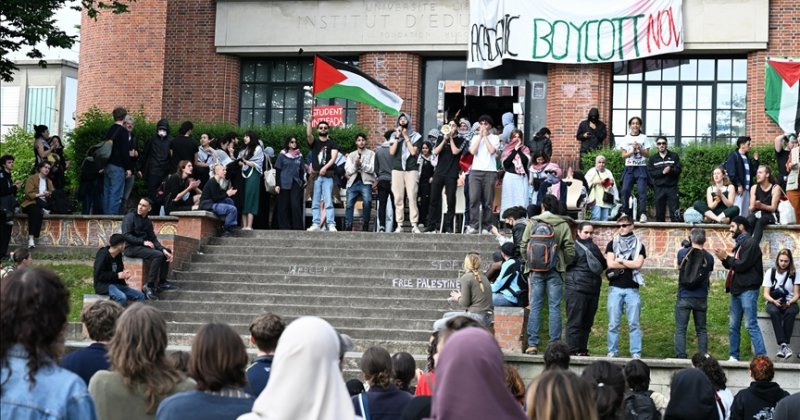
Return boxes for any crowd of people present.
[2,269,798,420]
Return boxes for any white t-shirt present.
[470,134,500,172]
[617,134,651,167]
[761,268,798,301]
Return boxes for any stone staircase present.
[151,230,500,354]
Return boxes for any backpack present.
[87,140,113,169]
[575,240,604,275]
[683,207,703,224]
[624,391,661,420]
[678,248,707,290]
[527,220,559,272]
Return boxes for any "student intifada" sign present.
[468,0,684,69]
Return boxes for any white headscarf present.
[238,317,357,420]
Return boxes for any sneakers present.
[632,353,642,360]
[524,346,539,355]
[307,224,320,231]
[777,345,786,359]
[727,356,739,362]
[411,226,422,234]
[464,226,477,234]
[27,237,35,249]
[639,214,648,223]
[780,343,792,359]
[143,286,159,301]
[481,229,491,235]
[394,226,404,233]
[327,224,337,232]
[607,352,617,358]
[158,281,179,292]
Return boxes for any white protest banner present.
[311,105,345,127]
[468,0,684,69]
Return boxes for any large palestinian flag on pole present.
[312,55,403,116]
[765,57,800,133]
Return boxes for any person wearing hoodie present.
[141,119,172,215]
[529,127,553,162]
[565,222,607,356]
[576,108,608,164]
[520,194,575,355]
[537,162,568,208]
[374,130,396,232]
[730,356,789,420]
[389,112,423,233]
[499,112,516,144]
[663,368,719,420]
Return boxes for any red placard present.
[311,105,344,127]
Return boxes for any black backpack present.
[678,248,707,290]
[527,220,559,272]
[624,391,661,420]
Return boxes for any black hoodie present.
[575,108,608,153]
[142,118,172,177]
[664,368,718,420]
[730,381,789,420]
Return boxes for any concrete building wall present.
[3,60,78,137]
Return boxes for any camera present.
[681,238,691,248]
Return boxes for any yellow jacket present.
[21,174,54,208]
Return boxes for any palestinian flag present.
[765,58,800,133]
[313,55,402,116]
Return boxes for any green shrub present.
[0,126,37,201]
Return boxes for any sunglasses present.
[657,142,667,145]
[318,126,329,130]
[618,223,632,228]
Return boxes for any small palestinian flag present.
[765,57,800,134]
[313,55,402,116]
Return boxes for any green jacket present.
[519,211,575,274]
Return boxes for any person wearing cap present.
[466,114,500,234]
[491,242,525,307]
[713,216,766,362]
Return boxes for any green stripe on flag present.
[765,63,783,126]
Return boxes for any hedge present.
[580,143,779,210]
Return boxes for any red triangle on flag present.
[768,59,800,88]
[313,56,347,96]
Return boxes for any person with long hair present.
[501,129,531,214]
[617,116,652,222]
[692,166,741,223]
[416,139,436,230]
[391,352,416,394]
[237,131,265,230]
[413,331,439,397]
[47,135,68,190]
[433,253,493,330]
[526,369,597,420]
[199,164,239,236]
[529,151,550,207]
[746,164,781,242]
[32,124,52,170]
[1,268,97,419]
[351,346,412,419]
[21,161,54,248]
[692,353,733,419]
[529,127,553,161]
[274,135,306,230]
[195,133,218,187]
[581,360,626,420]
[761,248,799,359]
[156,323,255,420]
[163,160,202,214]
[730,356,789,420]
[89,304,194,420]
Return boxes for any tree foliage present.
[0,0,134,82]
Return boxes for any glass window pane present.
[717,83,731,108]
[242,63,255,82]
[645,60,661,81]
[732,83,746,109]
[662,86,676,109]
[716,110,732,137]
[627,84,642,108]
[697,86,712,109]
[286,61,301,82]
[271,110,284,124]
[733,59,747,80]
[613,84,628,107]
[285,110,298,123]
[302,61,314,82]
[682,85,697,109]
[682,111,697,136]
[697,111,712,136]
[253,110,266,126]
[254,86,267,108]
[285,88,298,108]
[732,111,746,136]
[333,97,347,106]
[698,59,715,81]
[628,71,642,81]
[271,62,285,82]
[240,84,254,108]
[240,110,253,126]
[346,109,356,125]
[613,62,628,81]
[645,111,660,135]
[680,60,697,81]
[717,59,732,81]
[646,86,661,109]
[255,63,268,82]
[271,89,285,108]
[612,110,628,136]
[660,111,675,136]
[663,63,679,81]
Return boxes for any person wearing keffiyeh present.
[500,129,530,215]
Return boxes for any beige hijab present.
[238,317,357,420]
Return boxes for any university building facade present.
[76,0,798,163]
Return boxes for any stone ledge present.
[168,210,220,220]
[11,214,179,222]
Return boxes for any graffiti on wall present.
[10,217,178,247]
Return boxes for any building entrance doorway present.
[436,80,526,134]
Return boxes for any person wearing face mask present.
[576,108,607,168]
[141,119,172,215]
[713,216,767,362]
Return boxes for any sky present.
[6,1,82,62]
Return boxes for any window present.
[26,86,56,134]
[239,58,359,127]
[612,57,747,146]
[1,86,20,136]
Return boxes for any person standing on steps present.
[389,112,423,233]
[103,107,131,215]
[424,120,464,233]
[647,136,682,222]
[674,228,714,359]
[576,107,608,168]
[122,198,175,301]
[306,116,339,232]
[466,115,500,235]
[344,133,375,232]
[617,116,651,222]
[565,222,607,356]
[141,119,172,215]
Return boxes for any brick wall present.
[545,64,613,166]
[745,0,800,145]
[357,53,422,148]
[494,307,529,353]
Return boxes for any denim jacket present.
[1,344,97,420]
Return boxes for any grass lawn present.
[534,272,764,360]
[36,262,95,322]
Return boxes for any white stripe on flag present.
[778,81,799,133]
[339,70,402,110]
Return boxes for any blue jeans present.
[212,198,238,228]
[527,270,563,347]
[107,283,144,305]
[493,293,515,307]
[620,166,648,218]
[674,297,708,358]
[607,286,642,355]
[103,163,125,215]
[312,175,334,226]
[729,289,767,359]
[345,180,372,226]
[591,205,610,221]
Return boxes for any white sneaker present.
[41,209,51,215]
[465,226,477,234]
[307,224,320,231]
[639,214,647,223]
[327,224,337,232]
[632,353,641,359]
[412,226,421,234]
[481,229,491,235]
[777,344,786,359]
[727,357,739,362]
[27,237,35,249]
[784,344,793,359]
[394,226,404,233]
